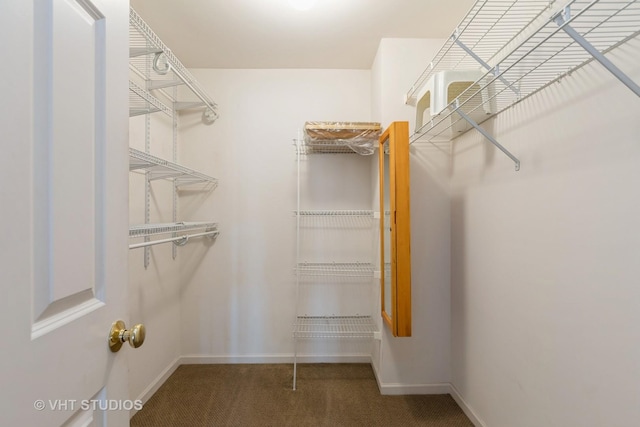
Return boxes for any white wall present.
[371,38,453,392]
[128,107,183,402]
[450,38,640,426]
[176,69,373,361]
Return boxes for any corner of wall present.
[370,37,452,390]
[449,384,487,427]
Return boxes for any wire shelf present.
[129,221,218,238]
[129,148,218,188]
[129,8,218,122]
[295,210,374,217]
[296,142,364,155]
[293,316,377,339]
[408,0,640,143]
[297,212,374,231]
[298,122,379,155]
[129,222,219,250]
[129,80,173,118]
[295,262,374,277]
[406,0,553,105]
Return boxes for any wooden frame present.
[379,121,411,337]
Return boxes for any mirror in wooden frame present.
[379,121,411,337]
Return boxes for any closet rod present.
[129,230,218,250]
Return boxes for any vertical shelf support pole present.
[293,133,302,391]
[292,334,298,391]
[455,100,521,171]
[554,6,640,97]
[143,44,152,269]
[172,86,179,260]
[451,29,520,97]
[144,111,152,269]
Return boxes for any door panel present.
[0,0,130,425]
[47,0,98,305]
[32,0,105,335]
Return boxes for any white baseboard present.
[378,382,451,395]
[180,354,372,364]
[370,361,482,426]
[370,361,449,395]
[449,383,486,427]
[180,354,293,364]
[292,354,372,364]
[130,356,181,418]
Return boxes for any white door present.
[0,0,131,426]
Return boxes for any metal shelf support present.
[172,84,179,260]
[174,101,206,111]
[454,99,521,171]
[147,79,184,90]
[130,47,162,57]
[554,5,640,97]
[451,30,520,97]
[144,88,152,268]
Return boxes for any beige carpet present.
[131,363,473,427]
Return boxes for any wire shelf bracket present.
[147,79,184,91]
[129,47,162,57]
[454,99,521,171]
[554,4,640,97]
[174,101,206,111]
[450,30,521,98]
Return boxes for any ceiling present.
[129,0,475,69]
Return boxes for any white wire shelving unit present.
[128,7,220,267]
[129,148,218,188]
[129,8,218,123]
[129,222,219,250]
[292,137,378,390]
[407,0,640,171]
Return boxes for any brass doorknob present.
[108,320,146,352]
